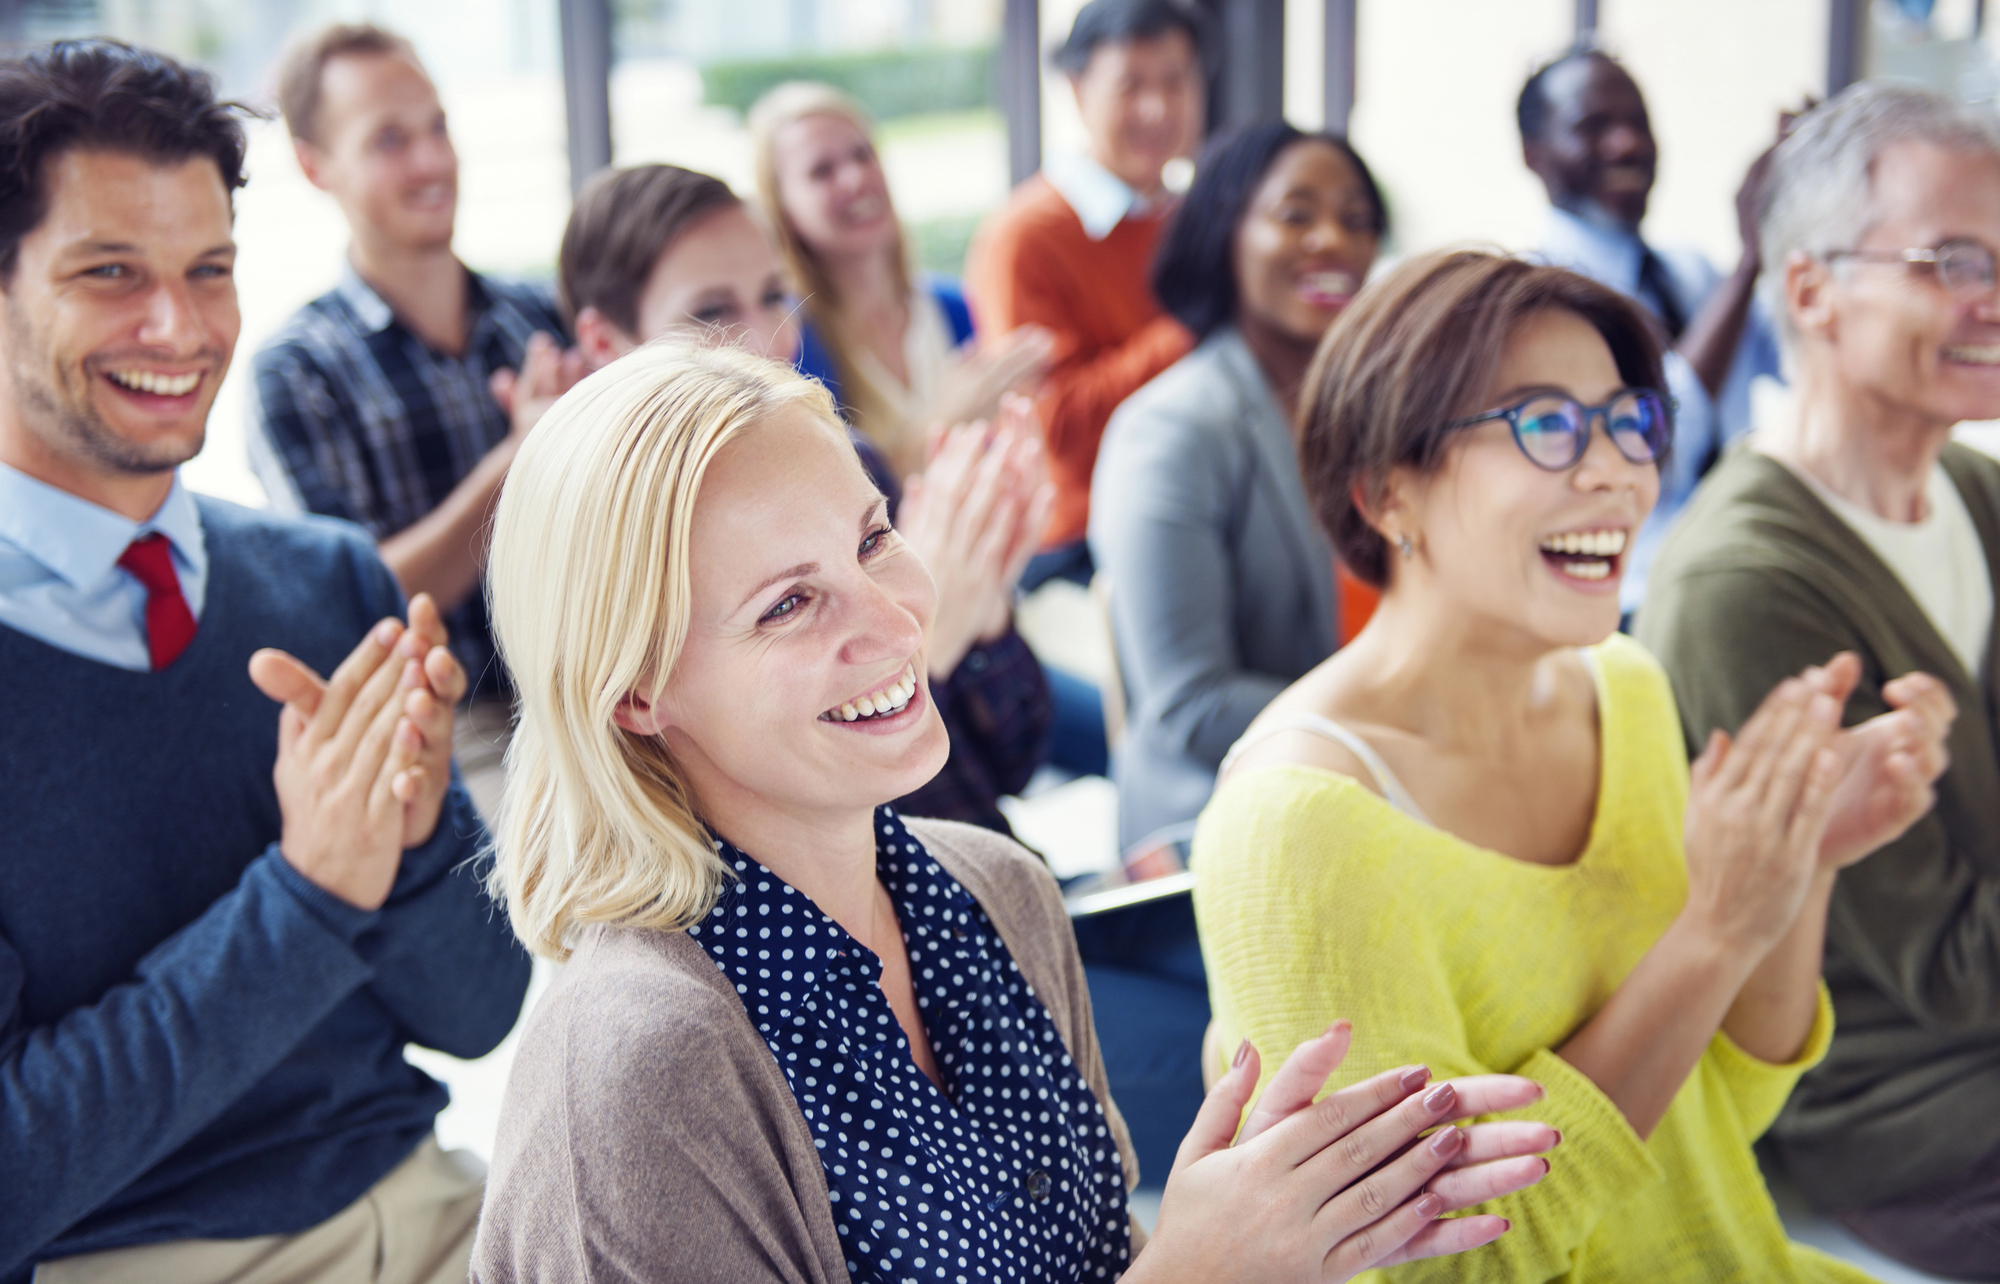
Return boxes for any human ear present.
[1361,466,1424,548]
[575,306,636,370]
[293,137,332,191]
[612,688,671,737]
[1785,249,1834,340]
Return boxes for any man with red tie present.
[0,39,528,1284]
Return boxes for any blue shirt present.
[1536,208,1786,613]
[0,463,207,670]
[690,808,1131,1284]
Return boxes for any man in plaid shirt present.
[251,24,579,818]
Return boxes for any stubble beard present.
[4,294,205,477]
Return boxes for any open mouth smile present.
[1298,269,1360,309]
[1943,344,2000,366]
[820,663,918,724]
[104,368,202,400]
[1538,527,1628,584]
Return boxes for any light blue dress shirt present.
[0,461,208,670]
[1536,207,1786,614]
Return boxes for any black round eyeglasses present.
[1445,388,1673,472]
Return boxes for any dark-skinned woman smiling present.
[1088,119,1387,852]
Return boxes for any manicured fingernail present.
[1414,1193,1444,1218]
[1539,1157,1551,1174]
[1232,1039,1251,1068]
[1499,1218,1512,1232]
[1428,1126,1461,1157]
[1399,1066,1430,1092]
[1423,1083,1456,1113]
[1551,1129,1562,1145]
[373,621,399,646]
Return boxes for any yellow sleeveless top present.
[1192,634,1866,1283]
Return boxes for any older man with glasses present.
[1638,82,2000,1279]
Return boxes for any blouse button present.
[1026,1169,1051,1203]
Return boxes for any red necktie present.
[117,533,197,671]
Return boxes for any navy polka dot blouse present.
[689,807,1132,1283]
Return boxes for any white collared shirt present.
[1042,152,1167,241]
[0,462,208,670]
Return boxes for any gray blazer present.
[1089,328,1338,849]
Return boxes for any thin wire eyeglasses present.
[1822,238,2000,299]
[1445,388,1673,473]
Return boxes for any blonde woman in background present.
[751,81,1053,479]
[468,342,1562,1283]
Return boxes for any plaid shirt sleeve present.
[251,340,382,535]
[894,626,1053,834]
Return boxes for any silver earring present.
[1398,534,1415,559]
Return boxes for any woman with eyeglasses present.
[1192,251,1950,1281]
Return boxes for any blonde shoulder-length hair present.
[485,340,840,960]
[749,81,915,448]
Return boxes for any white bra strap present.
[1222,712,1436,826]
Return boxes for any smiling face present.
[1389,307,1659,647]
[1234,139,1381,347]
[300,51,456,252]
[1527,55,1656,230]
[770,111,897,264]
[0,149,238,510]
[649,404,948,829]
[627,205,800,364]
[1071,30,1205,196]
[1806,139,2000,427]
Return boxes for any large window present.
[609,0,1007,277]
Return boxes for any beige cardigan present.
[470,817,1144,1283]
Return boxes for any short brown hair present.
[557,164,741,333]
[277,23,418,146]
[0,40,254,280]
[1299,249,1666,588]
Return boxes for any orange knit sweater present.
[966,175,1193,549]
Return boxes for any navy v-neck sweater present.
[0,497,530,1281]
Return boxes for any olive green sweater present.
[1637,442,2000,1211]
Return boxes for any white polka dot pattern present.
[689,807,1132,1283]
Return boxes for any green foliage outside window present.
[701,44,997,121]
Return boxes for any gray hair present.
[1759,80,2000,343]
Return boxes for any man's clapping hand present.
[249,593,468,910]
[1802,653,1956,869]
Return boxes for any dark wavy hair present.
[0,39,255,281]
[1152,119,1386,344]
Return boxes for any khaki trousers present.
[451,695,513,826]
[35,1139,484,1284]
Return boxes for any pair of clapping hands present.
[895,394,1056,680]
[1130,1023,1557,1282]
[246,594,468,912]
[1683,653,1956,955]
